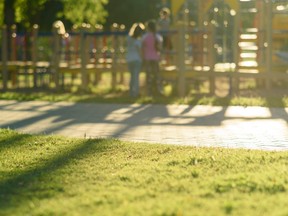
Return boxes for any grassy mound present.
[0,129,287,215]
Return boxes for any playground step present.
[240,34,258,42]
[238,43,258,51]
[240,53,257,59]
[241,28,259,33]
[238,60,258,68]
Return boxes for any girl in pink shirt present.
[142,20,163,96]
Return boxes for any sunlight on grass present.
[1,91,287,107]
[1,70,287,107]
[0,129,287,216]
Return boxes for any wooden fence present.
[1,21,288,96]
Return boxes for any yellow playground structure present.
[164,0,288,95]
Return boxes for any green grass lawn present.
[1,90,288,108]
[1,129,287,216]
[1,70,288,107]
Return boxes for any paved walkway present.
[0,100,287,151]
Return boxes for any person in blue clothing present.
[126,23,145,97]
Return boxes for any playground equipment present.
[51,21,128,89]
[165,0,288,96]
[1,0,288,96]
[0,24,49,90]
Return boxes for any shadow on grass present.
[0,129,33,153]
[265,96,288,120]
[265,96,286,108]
[1,87,288,108]
[0,138,109,212]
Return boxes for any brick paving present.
[0,100,287,151]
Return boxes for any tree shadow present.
[0,138,108,212]
[0,99,287,150]
[0,130,33,153]
[265,96,288,121]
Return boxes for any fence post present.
[231,11,240,95]
[111,23,119,89]
[10,24,17,61]
[10,25,18,87]
[94,24,103,84]
[80,23,88,90]
[176,23,186,97]
[207,23,215,95]
[85,24,92,84]
[31,24,39,88]
[72,24,80,65]
[2,25,8,91]
[52,23,61,89]
[119,24,126,84]
[265,0,272,89]
[85,24,91,64]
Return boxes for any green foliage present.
[1,0,108,29]
[104,0,161,29]
[0,91,287,107]
[14,0,47,28]
[0,0,4,26]
[0,129,288,215]
[60,0,108,26]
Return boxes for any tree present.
[14,0,47,28]
[104,0,162,29]
[60,0,108,27]
[0,0,108,30]
[2,0,15,27]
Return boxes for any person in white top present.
[126,23,145,97]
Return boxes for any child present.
[142,20,163,96]
[158,7,172,50]
[126,23,145,97]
